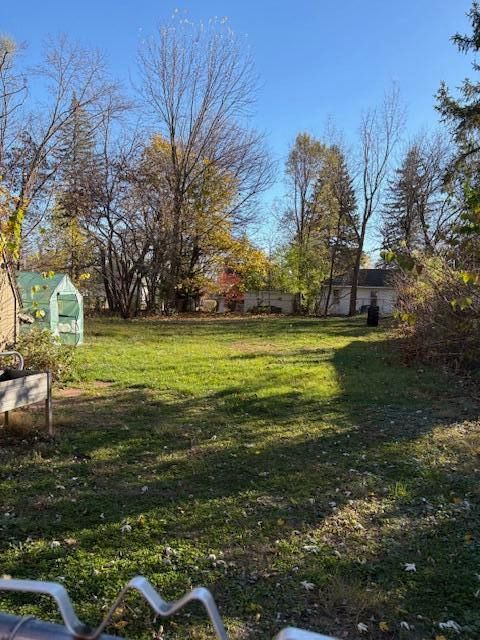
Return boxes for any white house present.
[320,269,397,316]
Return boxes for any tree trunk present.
[349,250,362,316]
[324,244,338,316]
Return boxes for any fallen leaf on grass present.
[438,620,461,633]
[63,537,77,546]
[300,581,315,591]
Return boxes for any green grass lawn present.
[1,316,479,640]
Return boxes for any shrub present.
[15,328,76,384]
[394,257,480,373]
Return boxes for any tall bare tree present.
[3,35,118,253]
[348,88,404,315]
[0,36,27,172]
[137,17,273,310]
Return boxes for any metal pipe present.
[0,613,120,640]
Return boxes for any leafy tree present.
[138,17,273,311]
[139,134,245,311]
[0,180,24,259]
[316,146,358,314]
[282,136,358,313]
[282,133,335,311]
[388,4,480,372]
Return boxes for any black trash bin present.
[367,305,379,326]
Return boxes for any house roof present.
[329,268,396,288]
[17,272,67,305]
[18,271,83,303]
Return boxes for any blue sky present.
[2,0,474,250]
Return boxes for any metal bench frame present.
[0,351,53,435]
[0,576,336,640]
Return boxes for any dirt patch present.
[55,387,84,399]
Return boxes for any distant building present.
[244,290,295,314]
[320,269,397,316]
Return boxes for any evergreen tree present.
[436,2,480,270]
[381,144,425,256]
[54,93,98,279]
[381,135,454,261]
[437,2,480,174]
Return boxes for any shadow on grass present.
[0,328,478,639]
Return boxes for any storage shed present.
[17,272,84,345]
[244,290,295,314]
[0,258,20,349]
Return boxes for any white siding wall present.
[322,286,396,316]
[0,268,18,348]
[244,290,295,314]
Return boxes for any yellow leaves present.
[112,606,128,630]
[150,133,172,156]
[0,180,25,259]
[381,249,396,264]
[378,621,389,632]
[113,620,128,631]
[459,270,476,285]
[435,636,447,640]
[450,296,474,311]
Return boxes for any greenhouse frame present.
[17,272,84,346]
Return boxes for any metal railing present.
[0,350,24,370]
[0,577,336,640]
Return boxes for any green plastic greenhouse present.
[17,272,84,345]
